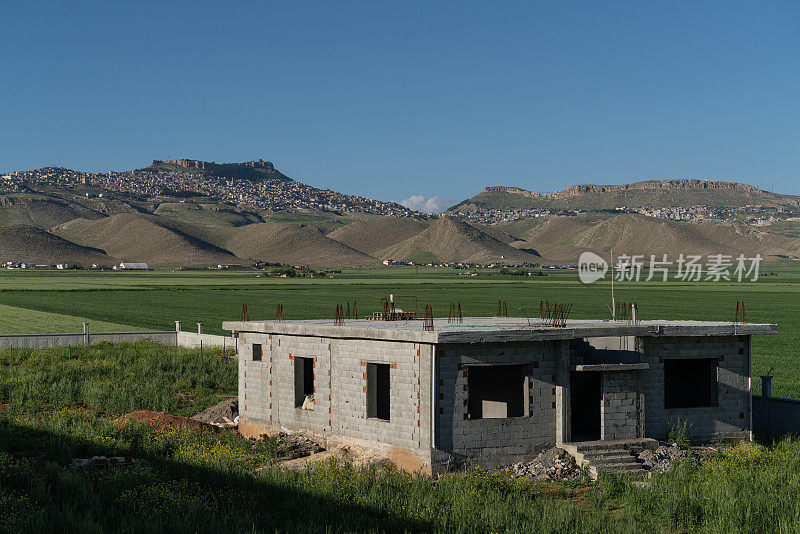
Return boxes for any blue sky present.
[1,1,798,210]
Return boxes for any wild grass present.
[0,340,236,417]
[2,342,800,532]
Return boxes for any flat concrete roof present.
[223,317,778,344]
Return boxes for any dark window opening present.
[252,344,262,361]
[467,364,527,419]
[367,363,390,420]
[294,357,315,409]
[664,358,718,409]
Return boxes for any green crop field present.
[0,267,798,396]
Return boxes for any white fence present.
[0,321,237,353]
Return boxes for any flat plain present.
[0,266,797,396]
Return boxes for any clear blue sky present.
[2,1,798,210]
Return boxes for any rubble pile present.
[637,443,689,473]
[276,432,325,459]
[191,397,239,428]
[511,447,580,482]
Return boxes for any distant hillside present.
[498,213,787,263]
[451,180,800,212]
[224,223,379,268]
[153,202,264,228]
[328,217,430,255]
[55,214,238,266]
[0,194,140,228]
[378,217,540,264]
[0,225,115,264]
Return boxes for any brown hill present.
[378,216,540,264]
[452,180,800,212]
[0,225,115,265]
[501,214,786,263]
[153,202,263,228]
[54,214,238,266]
[327,217,429,255]
[0,195,105,228]
[224,223,379,268]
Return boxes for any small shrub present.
[667,418,692,449]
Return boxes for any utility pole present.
[611,249,616,320]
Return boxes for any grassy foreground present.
[2,342,800,532]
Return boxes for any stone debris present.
[191,397,238,427]
[276,432,325,460]
[636,443,689,473]
[511,447,581,482]
[636,442,722,475]
[71,455,142,469]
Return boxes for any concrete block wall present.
[177,331,237,350]
[753,395,800,436]
[641,335,751,441]
[237,333,432,466]
[436,341,559,467]
[331,338,429,454]
[239,333,270,424]
[601,371,640,440]
[272,334,332,433]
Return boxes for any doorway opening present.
[570,371,601,441]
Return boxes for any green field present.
[0,267,797,396]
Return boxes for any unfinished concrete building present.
[223,318,777,474]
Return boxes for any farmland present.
[0,267,797,396]
[1,269,799,532]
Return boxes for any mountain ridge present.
[452,179,800,212]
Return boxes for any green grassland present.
[0,267,797,396]
[4,342,800,532]
[0,304,142,335]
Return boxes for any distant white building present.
[116,262,153,271]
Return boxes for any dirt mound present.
[114,410,218,432]
[191,397,238,425]
[225,222,379,268]
[0,224,115,265]
[55,213,238,266]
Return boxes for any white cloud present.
[400,195,453,213]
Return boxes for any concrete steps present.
[562,438,657,478]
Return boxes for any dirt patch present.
[114,410,219,432]
[277,445,395,473]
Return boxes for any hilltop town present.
[2,160,419,217]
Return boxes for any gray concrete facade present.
[224,318,776,474]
